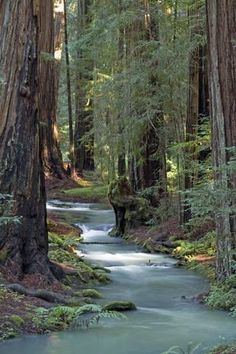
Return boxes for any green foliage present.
[48,232,78,249]
[33,304,126,331]
[48,238,110,285]
[71,304,127,329]
[32,306,76,331]
[173,231,216,259]
[64,185,108,201]
[58,0,206,182]
[206,278,236,313]
[162,342,201,354]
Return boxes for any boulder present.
[103,300,137,311]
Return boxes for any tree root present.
[6,283,81,305]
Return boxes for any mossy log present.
[108,177,153,236]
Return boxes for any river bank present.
[0,213,112,341]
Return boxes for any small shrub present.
[207,285,236,311]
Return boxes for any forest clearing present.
[0,1,236,353]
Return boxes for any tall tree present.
[39,0,66,179]
[206,0,236,280]
[0,0,56,280]
[184,3,208,223]
[74,0,94,173]
[63,0,75,176]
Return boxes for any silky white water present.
[1,201,235,354]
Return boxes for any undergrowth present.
[32,304,126,332]
[206,274,236,314]
[173,231,216,259]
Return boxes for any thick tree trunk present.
[39,0,66,179]
[74,0,94,174]
[0,0,55,279]
[206,0,236,280]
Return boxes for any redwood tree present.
[206,0,236,280]
[0,0,56,280]
[74,0,94,174]
[39,0,66,179]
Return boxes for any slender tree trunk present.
[0,0,55,280]
[63,0,75,176]
[206,0,236,280]
[117,0,126,177]
[184,8,201,223]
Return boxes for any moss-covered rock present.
[74,289,102,299]
[103,300,137,311]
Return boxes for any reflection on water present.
[0,201,235,354]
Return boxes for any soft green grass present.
[63,185,108,201]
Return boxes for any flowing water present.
[1,201,235,354]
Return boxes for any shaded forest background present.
[55,0,236,282]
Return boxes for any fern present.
[72,304,127,329]
[162,343,201,354]
[33,304,127,331]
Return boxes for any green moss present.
[10,315,25,327]
[103,300,136,311]
[207,343,236,354]
[94,271,111,284]
[74,289,102,299]
[48,219,82,239]
[63,185,108,201]
[108,177,132,199]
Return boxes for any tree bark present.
[0,0,55,280]
[74,0,94,174]
[39,0,66,179]
[206,0,236,280]
[63,0,75,176]
[184,7,201,223]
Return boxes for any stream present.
[0,201,235,354]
